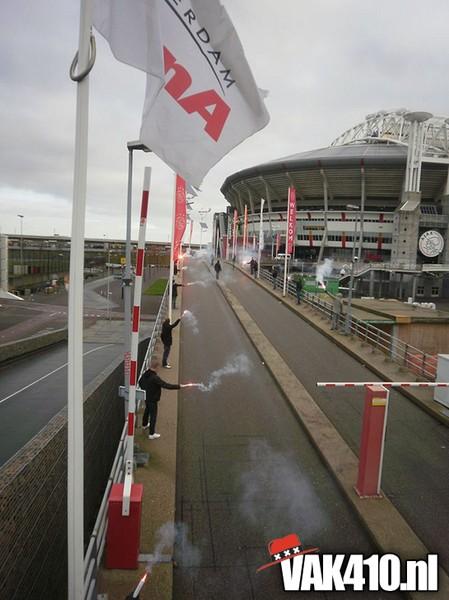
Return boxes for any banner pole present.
[67,0,92,597]
[168,174,177,322]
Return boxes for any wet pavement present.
[221,262,449,575]
[173,259,403,599]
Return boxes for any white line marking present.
[0,344,112,406]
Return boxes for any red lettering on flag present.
[163,46,231,142]
[287,187,297,255]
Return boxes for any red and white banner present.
[286,186,296,255]
[232,209,238,256]
[93,0,270,187]
[174,175,187,261]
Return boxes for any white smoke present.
[182,309,199,335]
[146,522,201,573]
[197,353,252,392]
[239,440,328,536]
[315,258,334,288]
[186,280,210,287]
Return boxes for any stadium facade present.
[215,109,449,300]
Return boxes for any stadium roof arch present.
[221,109,449,213]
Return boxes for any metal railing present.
[348,261,449,277]
[83,283,169,600]
[259,268,436,381]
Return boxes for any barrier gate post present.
[355,384,389,498]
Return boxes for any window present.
[431,286,440,297]
[416,286,425,296]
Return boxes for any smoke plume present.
[239,440,328,537]
[315,258,334,287]
[182,309,199,334]
[146,522,201,573]
[197,353,252,392]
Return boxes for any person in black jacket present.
[161,316,181,368]
[139,362,186,439]
[172,278,184,309]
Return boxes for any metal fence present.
[259,268,436,381]
[84,283,169,600]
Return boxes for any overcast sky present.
[1,0,449,243]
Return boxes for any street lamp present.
[344,204,360,335]
[124,140,151,393]
[17,214,24,272]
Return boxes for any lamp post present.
[345,204,360,335]
[17,214,24,274]
[124,141,150,393]
[105,238,111,321]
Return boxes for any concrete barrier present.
[0,328,68,363]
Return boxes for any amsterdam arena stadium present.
[214,109,449,300]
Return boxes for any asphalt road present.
[173,259,402,600]
[221,263,449,574]
[0,340,122,465]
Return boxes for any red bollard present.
[106,483,143,569]
[355,384,389,498]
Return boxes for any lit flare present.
[133,572,148,597]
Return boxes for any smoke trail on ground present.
[186,280,210,287]
[146,522,201,573]
[239,440,328,537]
[182,309,199,334]
[315,258,334,286]
[197,353,252,392]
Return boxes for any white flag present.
[93,0,270,187]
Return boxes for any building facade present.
[0,235,178,295]
[217,109,449,300]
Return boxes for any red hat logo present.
[256,533,319,573]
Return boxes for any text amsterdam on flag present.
[93,0,270,187]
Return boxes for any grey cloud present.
[1,0,449,240]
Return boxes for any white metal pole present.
[123,167,151,516]
[68,0,92,597]
[168,175,177,322]
[283,198,290,296]
[257,199,265,278]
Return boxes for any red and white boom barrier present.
[123,166,151,515]
[317,380,449,498]
[317,381,449,388]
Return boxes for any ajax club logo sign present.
[257,533,439,593]
[419,230,444,258]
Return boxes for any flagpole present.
[68,0,93,597]
[168,174,177,322]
